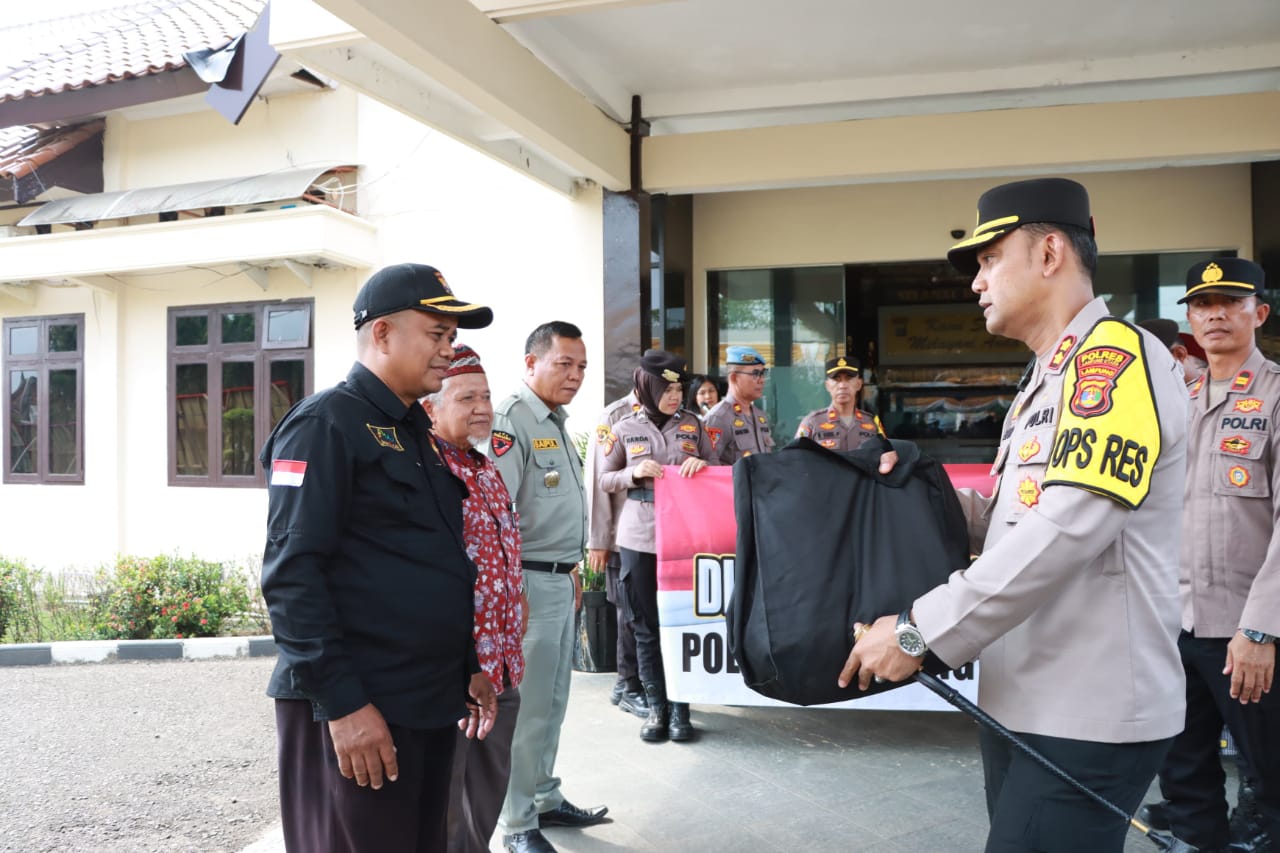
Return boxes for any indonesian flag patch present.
[271,459,307,487]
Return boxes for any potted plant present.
[571,431,618,673]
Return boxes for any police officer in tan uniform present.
[598,350,714,743]
[841,178,1188,853]
[703,345,775,463]
[1151,258,1280,853]
[795,356,886,451]
[585,390,648,718]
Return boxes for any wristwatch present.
[1239,628,1276,644]
[895,609,928,657]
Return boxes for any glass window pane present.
[48,369,78,474]
[175,363,209,476]
[176,315,208,347]
[9,370,38,474]
[9,326,38,356]
[221,312,256,344]
[48,324,78,353]
[269,360,305,429]
[266,307,309,346]
[222,361,255,476]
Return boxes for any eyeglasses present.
[733,368,769,379]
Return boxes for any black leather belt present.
[522,560,576,574]
[627,487,655,502]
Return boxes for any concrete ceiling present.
[497,0,1280,133]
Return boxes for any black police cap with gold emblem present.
[640,349,689,384]
[825,355,861,377]
[353,263,493,330]
[1177,258,1265,304]
[947,178,1095,276]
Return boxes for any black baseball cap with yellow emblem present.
[353,263,493,329]
[1177,258,1265,304]
[640,348,689,384]
[825,356,861,378]
[947,178,1095,276]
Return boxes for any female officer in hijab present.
[598,350,716,742]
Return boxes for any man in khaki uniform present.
[795,355,886,451]
[703,345,775,462]
[584,390,648,718]
[841,178,1188,853]
[1152,258,1280,853]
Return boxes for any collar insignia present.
[1048,336,1076,371]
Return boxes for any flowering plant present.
[96,554,252,640]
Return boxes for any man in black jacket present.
[260,263,497,853]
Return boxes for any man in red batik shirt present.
[425,343,528,853]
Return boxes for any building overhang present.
[0,205,377,298]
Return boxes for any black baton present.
[912,672,1179,852]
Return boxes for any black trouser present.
[980,726,1172,853]
[276,699,456,853]
[1159,631,1280,849]
[619,547,663,687]
[605,553,638,683]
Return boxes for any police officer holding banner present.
[839,178,1189,853]
[1149,258,1279,853]
[795,355,887,451]
[703,345,776,462]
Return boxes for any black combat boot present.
[617,677,649,719]
[639,682,668,742]
[1230,778,1262,846]
[668,702,694,742]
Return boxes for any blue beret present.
[726,345,766,366]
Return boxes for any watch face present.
[897,627,926,657]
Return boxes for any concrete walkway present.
[243,670,1171,853]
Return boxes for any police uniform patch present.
[733,418,745,428]
[758,415,767,424]
[1017,476,1041,508]
[1045,319,1161,509]
[678,423,698,433]
[532,438,560,450]
[1069,346,1134,417]
[797,425,812,438]
[1228,465,1250,487]
[1233,371,1252,391]
[820,439,837,449]
[367,424,405,451]
[595,424,613,445]
[1018,435,1041,462]
[706,427,722,450]
[859,422,875,431]
[1048,336,1077,371]
[491,430,515,458]
[628,443,648,455]
[680,439,698,454]
[1234,398,1264,414]
[819,422,836,431]
[1221,435,1251,455]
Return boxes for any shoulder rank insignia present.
[1048,336,1077,372]
[491,430,515,458]
[1233,371,1253,391]
[1045,318,1161,509]
[1234,398,1264,414]
[1189,375,1204,398]
[367,424,404,451]
[733,403,743,413]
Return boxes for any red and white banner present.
[653,464,990,710]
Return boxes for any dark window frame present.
[3,313,86,485]
[167,299,314,488]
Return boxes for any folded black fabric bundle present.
[727,437,970,706]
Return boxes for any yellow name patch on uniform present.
[1044,319,1161,509]
[532,438,561,450]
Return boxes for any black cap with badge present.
[639,348,689,384]
[947,178,1095,276]
[825,355,861,377]
[1177,258,1265,305]
[353,263,493,330]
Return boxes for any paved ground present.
[3,656,1200,852]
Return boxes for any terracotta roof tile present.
[0,119,104,179]
[0,0,265,104]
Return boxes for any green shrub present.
[0,558,21,640]
[0,558,100,643]
[96,554,253,640]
